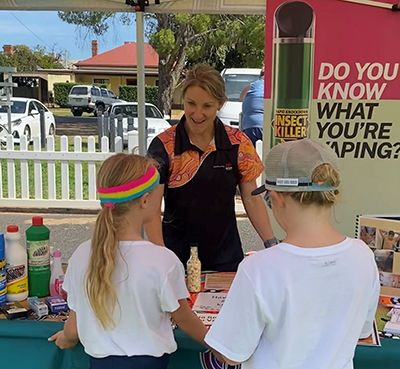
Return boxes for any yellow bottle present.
[186,246,201,293]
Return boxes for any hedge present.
[119,86,158,107]
[53,82,77,108]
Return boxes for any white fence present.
[0,133,138,210]
[0,134,263,210]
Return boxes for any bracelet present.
[263,237,279,249]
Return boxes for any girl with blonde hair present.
[49,153,206,369]
[205,139,380,369]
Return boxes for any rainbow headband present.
[98,165,160,207]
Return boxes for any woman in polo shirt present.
[146,64,276,272]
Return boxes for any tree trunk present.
[157,49,187,116]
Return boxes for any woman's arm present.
[239,180,275,242]
[144,184,165,246]
[48,310,79,349]
[171,299,208,345]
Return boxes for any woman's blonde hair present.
[287,164,340,206]
[182,64,227,105]
[86,153,155,329]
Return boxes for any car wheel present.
[48,124,55,136]
[72,110,83,117]
[23,126,31,142]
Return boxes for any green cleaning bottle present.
[26,216,50,297]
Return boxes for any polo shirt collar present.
[174,116,233,155]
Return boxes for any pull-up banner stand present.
[264,0,400,237]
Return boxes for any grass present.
[1,136,103,200]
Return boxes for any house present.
[73,40,159,93]
[3,41,160,103]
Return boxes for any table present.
[1,319,399,368]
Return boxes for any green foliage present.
[119,86,159,107]
[0,45,64,72]
[57,11,265,112]
[53,82,77,107]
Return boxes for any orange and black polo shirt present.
[147,117,263,271]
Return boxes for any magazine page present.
[357,215,400,341]
[358,215,400,284]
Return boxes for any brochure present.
[356,214,400,341]
[204,272,235,291]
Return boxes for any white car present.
[0,97,56,144]
[218,68,262,126]
[109,102,171,145]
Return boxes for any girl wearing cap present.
[146,64,276,272]
[49,153,206,369]
[205,139,380,369]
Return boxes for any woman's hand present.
[48,330,79,349]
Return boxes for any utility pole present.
[0,67,17,134]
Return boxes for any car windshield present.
[224,74,260,102]
[0,101,27,114]
[112,105,163,119]
[70,86,89,95]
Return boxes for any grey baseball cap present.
[252,139,339,195]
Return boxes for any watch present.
[263,237,279,249]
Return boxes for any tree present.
[58,11,265,114]
[0,45,64,72]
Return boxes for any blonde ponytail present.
[86,207,119,329]
[86,153,156,329]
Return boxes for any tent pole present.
[136,10,146,155]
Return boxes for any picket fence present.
[0,133,139,210]
[0,133,263,210]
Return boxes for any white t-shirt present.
[63,240,189,358]
[205,238,380,369]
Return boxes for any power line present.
[9,12,54,50]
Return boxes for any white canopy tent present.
[0,0,265,154]
[0,1,266,14]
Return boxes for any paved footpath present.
[0,205,264,263]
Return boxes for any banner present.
[264,0,400,237]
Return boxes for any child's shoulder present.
[70,239,91,259]
[131,240,184,269]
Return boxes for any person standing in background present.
[146,64,277,272]
[240,68,265,147]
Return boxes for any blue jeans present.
[243,127,263,147]
[89,353,170,369]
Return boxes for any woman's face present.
[183,86,222,129]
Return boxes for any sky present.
[0,11,140,62]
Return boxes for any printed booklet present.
[356,214,400,342]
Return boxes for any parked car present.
[108,102,171,145]
[68,85,123,117]
[0,97,56,144]
[218,68,262,126]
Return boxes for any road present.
[0,212,264,263]
[54,116,180,136]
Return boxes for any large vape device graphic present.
[271,1,315,144]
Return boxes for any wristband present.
[263,237,279,249]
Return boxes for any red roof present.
[76,42,159,68]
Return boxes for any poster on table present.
[263,0,400,237]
